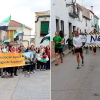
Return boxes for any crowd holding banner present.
[0,44,50,77]
[84,32,100,47]
[0,15,50,77]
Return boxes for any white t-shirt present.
[0,49,2,52]
[73,35,87,47]
[36,53,41,61]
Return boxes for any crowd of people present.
[53,29,97,69]
[0,44,50,77]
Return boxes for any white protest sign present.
[85,34,100,47]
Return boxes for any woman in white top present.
[73,30,87,69]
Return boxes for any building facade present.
[35,10,50,47]
[0,20,32,47]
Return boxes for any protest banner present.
[0,53,25,68]
[84,33,100,47]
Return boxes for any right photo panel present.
[51,0,100,100]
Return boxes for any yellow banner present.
[0,53,25,68]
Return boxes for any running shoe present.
[61,60,63,63]
[77,64,81,69]
[55,63,59,66]
[82,62,84,66]
[93,52,96,55]
[30,72,33,74]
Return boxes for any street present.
[0,70,50,100]
[51,49,100,100]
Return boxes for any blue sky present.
[0,0,50,36]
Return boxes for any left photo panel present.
[0,0,50,100]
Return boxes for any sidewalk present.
[51,49,71,63]
[0,70,50,100]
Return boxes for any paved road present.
[0,70,50,100]
[51,49,100,100]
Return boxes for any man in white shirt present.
[73,31,87,69]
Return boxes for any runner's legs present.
[59,48,63,63]
[76,53,80,65]
[55,53,58,64]
[55,48,59,65]
[80,53,84,64]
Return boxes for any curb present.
[51,50,71,63]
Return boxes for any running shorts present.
[75,48,83,53]
[55,48,62,54]
[70,44,74,48]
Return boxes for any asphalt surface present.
[51,48,100,100]
[0,70,50,100]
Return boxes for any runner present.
[73,31,87,69]
[53,32,63,66]
[93,29,97,55]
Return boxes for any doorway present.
[69,23,72,36]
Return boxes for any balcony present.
[69,6,79,18]
[69,13,79,18]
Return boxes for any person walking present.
[73,31,87,69]
[53,32,63,66]
[93,29,97,55]
[59,30,67,56]
[30,45,36,73]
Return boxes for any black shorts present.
[55,48,62,54]
[75,48,83,53]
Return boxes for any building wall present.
[0,30,6,41]
[90,12,94,32]
[22,27,31,47]
[6,26,31,47]
[51,0,68,40]
[35,17,50,47]
[35,11,50,47]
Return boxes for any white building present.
[90,9,95,32]
[35,11,50,47]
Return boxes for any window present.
[40,21,49,36]
[61,20,64,33]
[6,30,16,41]
[56,19,59,32]
[84,29,86,33]
[80,30,81,33]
